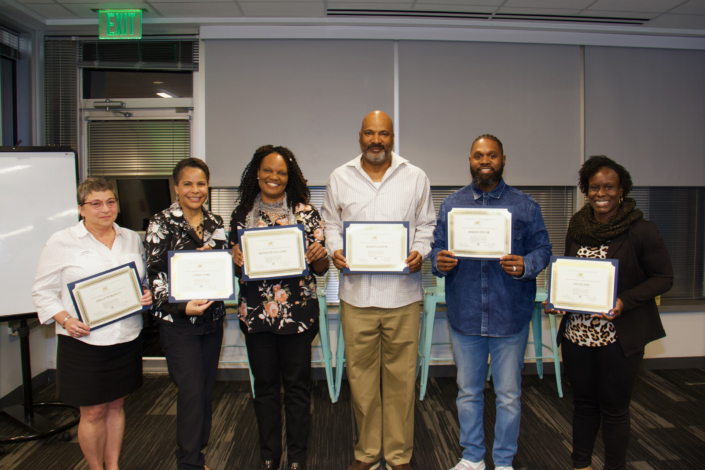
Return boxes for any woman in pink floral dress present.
[230,145,328,470]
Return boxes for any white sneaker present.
[448,459,486,470]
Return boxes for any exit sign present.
[99,10,142,40]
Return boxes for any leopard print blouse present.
[563,244,618,347]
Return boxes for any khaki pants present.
[340,300,421,466]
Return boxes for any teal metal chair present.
[221,276,337,402]
[418,281,563,400]
[334,318,345,403]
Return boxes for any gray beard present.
[362,149,388,164]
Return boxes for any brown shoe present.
[347,460,381,470]
[386,464,412,470]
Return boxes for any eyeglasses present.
[82,198,119,210]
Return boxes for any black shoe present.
[289,462,306,470]
[260,458,280,469]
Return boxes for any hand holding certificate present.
[447,206,514,259]
[343,222,410,274]
[168,250,236,302]
[546,256,619,315]
[68,262,149,330]
[237,224,309,281]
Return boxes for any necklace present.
[184,213,204,238]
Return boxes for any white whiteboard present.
[0,151,78,317]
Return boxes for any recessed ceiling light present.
[157,92,173,98]
[153,81,163,84]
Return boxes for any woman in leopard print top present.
[547,156,673,470]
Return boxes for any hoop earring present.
[620,196,623,204]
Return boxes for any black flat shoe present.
[289,462,306,470]
[260,458,280,469]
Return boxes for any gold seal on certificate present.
[238,225,308,281]
[343,222,410,274]
[168,250,236,302]
[547,257,619,314]
[448,206,513,259]
[68,262,146,330]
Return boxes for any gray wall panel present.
[398,41,582,186]
[204,39,395,186]
[585,47,705,186]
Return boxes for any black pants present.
[243,323,318,463]
[562,337,644,470]
[160,322,224,470]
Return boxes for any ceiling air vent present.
[327,9,649,26]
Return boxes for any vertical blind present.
[631,187,705,300]
[87,120,191,177]
[210,185,575,304]
[45,39,77,150]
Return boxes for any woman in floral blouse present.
[145,158,227,470]
[230,145,329,470]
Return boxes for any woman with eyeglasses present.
[32,177,152,470]
[144,157,227,470]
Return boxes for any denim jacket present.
[431,179,552,337]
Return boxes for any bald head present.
[359,111,395,164]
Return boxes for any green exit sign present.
[99,10,142,40]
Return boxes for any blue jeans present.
[450,322,530,467]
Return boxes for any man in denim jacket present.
[431,135,552,470]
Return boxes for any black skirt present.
[57,334,143,407]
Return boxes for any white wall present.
[0,321,53,400]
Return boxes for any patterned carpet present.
[1,368,704,469]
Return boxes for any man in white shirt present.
[321,111,436,470]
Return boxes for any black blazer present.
[558,217,673,357]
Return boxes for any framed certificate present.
[68,262,148,330]
[447,205,514,260]
[237,224,309,281]
[168,250,236,302]
[547,256,619,315]
[343,221,410,274]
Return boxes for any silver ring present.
[513,266,516,272]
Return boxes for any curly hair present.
[578,155,633,197]
[235,145,310,213]
[471,134,504,155]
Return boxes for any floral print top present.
[229,203,327,335]
[145,202,227,330]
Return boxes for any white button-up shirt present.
[321,152,436,308]
[32,221,145,346]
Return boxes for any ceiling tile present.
[149,2,243,16]
[504,0,593,8]
[239,2,324,17]
[328,2,414,9]
[327,0,409,3]
[646,13,705,27]
[410,0,505,3]
[413,4,496,12]
[59,0,146,3]
[671,0,705,15]
[14,0,56,4]
[24,3,78,17]
[62,3,158,18]
[587,0,685,14]
[498,7,583,16]
[579,10,658,18]
[148,0,233,3]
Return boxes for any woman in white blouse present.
[32,177,152,470]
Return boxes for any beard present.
[361,144,390,164]
[471,164,504,189]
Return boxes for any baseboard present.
[0,369,56,408]
[641,356,705,369]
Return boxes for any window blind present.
[210,185,575,304]
[87,120,190,177]
[78,38,199,71]
[45,39,77,150]
[631,187,705,300]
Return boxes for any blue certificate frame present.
[237,224,309,281]
[546,256,620,315]
[447,205,515,261]
[343,221,410,274]
[67,261,149,330]
[168,250,237,303]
